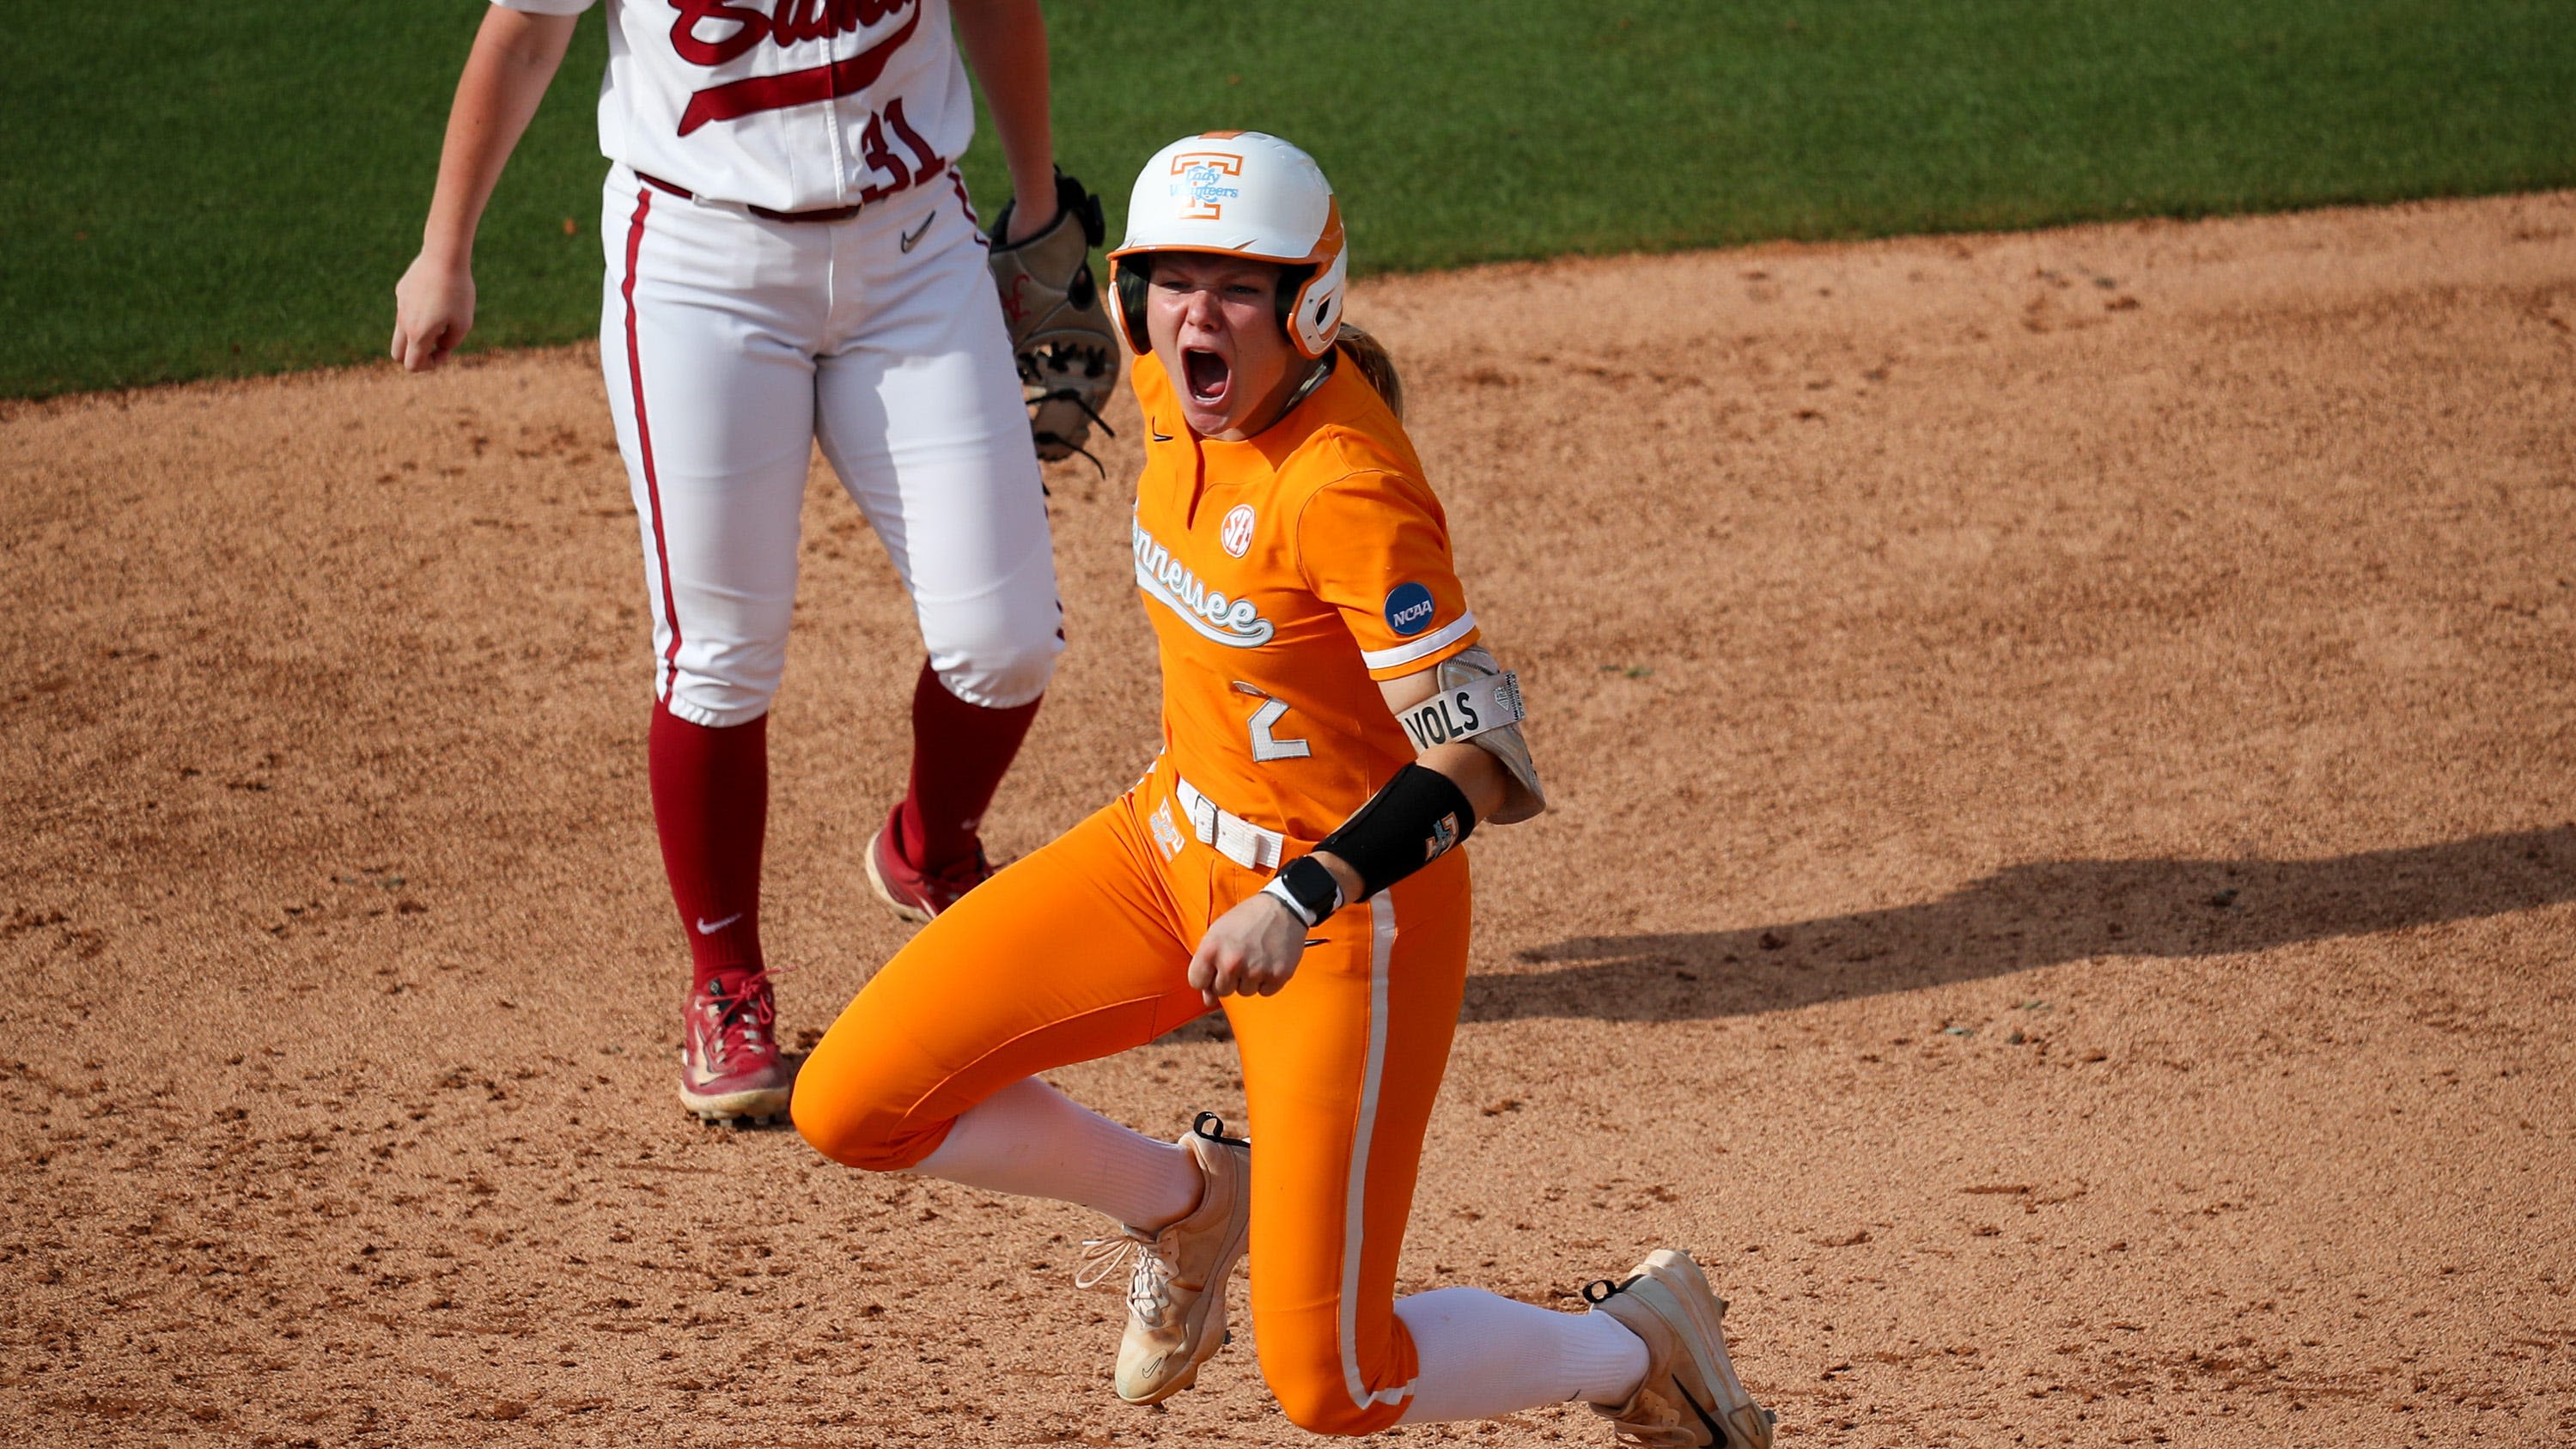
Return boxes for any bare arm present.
[950,0,1056,243]
[391,8,580,372]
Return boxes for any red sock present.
[648,699,767,988]
[896,660,1042,873]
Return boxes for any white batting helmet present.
[1106,131,1349,359]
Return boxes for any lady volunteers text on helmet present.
[1106,132,1349,360]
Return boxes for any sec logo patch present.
[1221,504,1257,558]
[1383,581,1437,636]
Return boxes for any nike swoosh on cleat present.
[695,912,745,935]
[900,214,935,253]
[1678,1382,1733,1446]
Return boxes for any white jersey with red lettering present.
[488,0,1063,732]
[498,0,971,216]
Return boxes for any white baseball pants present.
[599,161,1062,728]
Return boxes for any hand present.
[391,250,476,372]
[1187,892,1311,1008]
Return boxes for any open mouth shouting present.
[1182,346,1233,411]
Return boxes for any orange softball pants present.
[793,758,1472,1435]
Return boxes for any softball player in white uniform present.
[393,0,1086,1123]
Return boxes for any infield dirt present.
[5,192,2573,1447]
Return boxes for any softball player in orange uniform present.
[793,134,1774,1446]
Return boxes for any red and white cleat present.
[677,965,793,1123]
[864,803,997,924]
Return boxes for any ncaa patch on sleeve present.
[1383,581,1437,637]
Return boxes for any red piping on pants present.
[623,186,683,698]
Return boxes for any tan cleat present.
[1075,1112,1252,1404]
[1586,1249,1775,1448]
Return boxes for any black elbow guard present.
[1315,763,1477,903]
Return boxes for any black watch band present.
[1264,855,1343,928]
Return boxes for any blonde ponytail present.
[1334,324,1404,422]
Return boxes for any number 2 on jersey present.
[1246,696,1312,762]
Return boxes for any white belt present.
[1174,776,1287,873]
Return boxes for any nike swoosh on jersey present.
[900,214,935,252]
[1152,430,1174,442]
[695,912,746,935]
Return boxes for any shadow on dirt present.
[1469,825,2576,1023]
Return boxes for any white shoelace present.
[1075,1229,1174,1327]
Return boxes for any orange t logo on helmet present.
[1170,153,1245,220]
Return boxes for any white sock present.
[1392,1288,1651,1424]
[910,1076,1202,1229]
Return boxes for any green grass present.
[3,1,2570,398]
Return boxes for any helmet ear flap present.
[1111,258,1152,354]
[1280,247,1347,358]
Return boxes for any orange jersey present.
[1130,351,1482,841]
